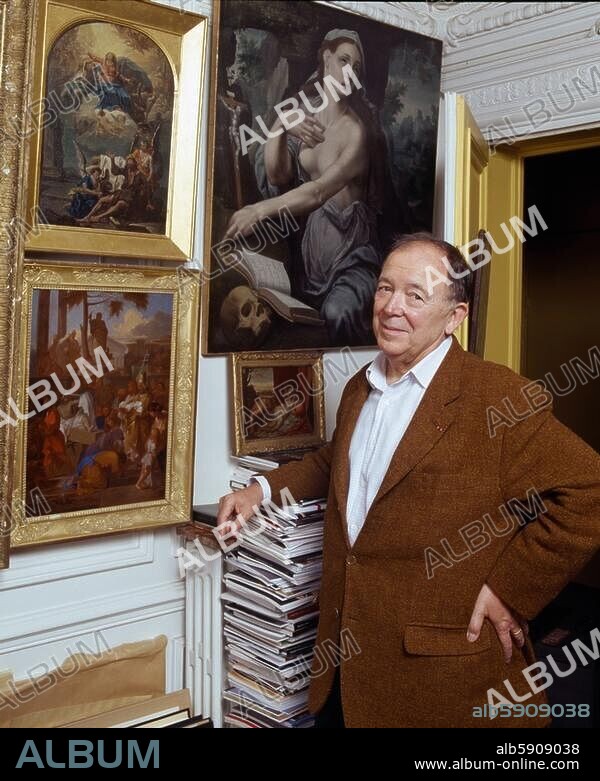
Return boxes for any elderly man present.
[217,233,600,728]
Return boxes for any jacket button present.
[346,554,357,565]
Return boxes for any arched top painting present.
[25,0,207,260]
[44,22,174,233]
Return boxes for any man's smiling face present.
[372,241,467,371]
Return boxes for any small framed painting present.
[203,0,442,353]
[232,351,326,456]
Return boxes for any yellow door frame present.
[452,96,489,351]
[484,128,600,371]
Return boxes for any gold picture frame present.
[0,0,37,568]
[232,351,326,457]
[24,0,207,260]
[10,261,199,548]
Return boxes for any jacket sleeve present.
[260,368,366,506]
[486,390,600,620]
[262,436,335,507]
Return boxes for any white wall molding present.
[153,0,213,19]
[1,532,155,590]
[184,548,223,724]
[327,2,581,46]
[0,614,185,692]
[325,1,443,38]
[0,578,185,646]
[0,528,185,689]
[442,2,600,140]
[442,2,577,45]
[168,633,186,692]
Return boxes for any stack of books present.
[63,690,212,728]
[230,455,279,491]
[222,497,326,728]
[229,452,315,491]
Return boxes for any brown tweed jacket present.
[264,336,600,728]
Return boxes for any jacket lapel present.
[332,368,369,545]
[333,336,466,549]
[369,336,465,507]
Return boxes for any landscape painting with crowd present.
[25,287,174,516]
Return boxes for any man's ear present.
[445,302,469,336]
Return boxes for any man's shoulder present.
[342,361,370,394]
[335,348,544,402]
[460,349,545,402]
[328,361,370,413]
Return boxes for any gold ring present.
[512,628,524,636]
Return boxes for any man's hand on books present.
[216,482,264,539]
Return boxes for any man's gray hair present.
[385,232,473,304]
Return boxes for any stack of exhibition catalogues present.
[222,497,327,728]
[229,452,314,490]
[230,455,279,491]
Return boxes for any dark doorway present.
[522,146,600,728]
[523,147,600,453]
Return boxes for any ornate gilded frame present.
[232,351,326,457]
[0,0,37,568]
[25,0,207,260]
[10,262,199,548]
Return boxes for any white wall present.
[0,531,185,686]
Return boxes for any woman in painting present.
[86,51,133,117]
[224,29,385,345]
[85,50,156,124]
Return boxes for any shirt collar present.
[366,336,453,392]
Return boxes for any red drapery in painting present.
[272,365,315,429]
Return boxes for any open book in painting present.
[236,250,324,326]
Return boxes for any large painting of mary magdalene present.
[203,0,442,354]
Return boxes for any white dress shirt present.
[254,336,453,547]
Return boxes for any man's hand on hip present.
[467,583,529,663]
[215,482,264,539]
